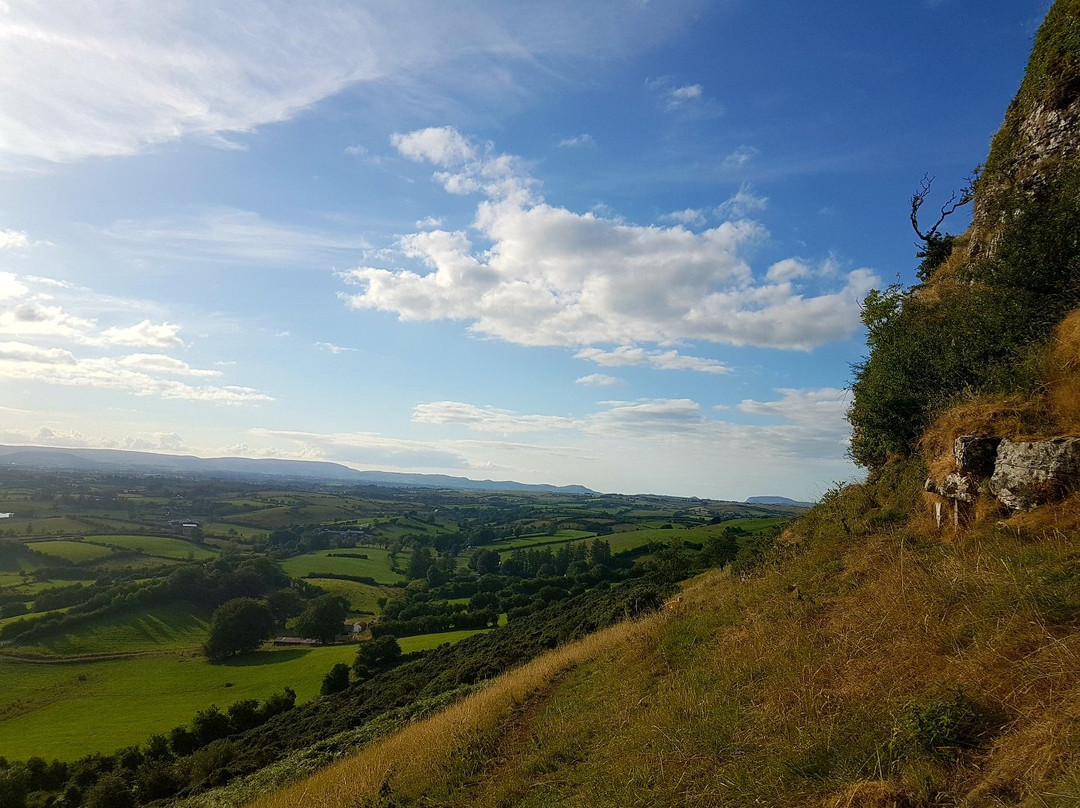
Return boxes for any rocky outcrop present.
[989,437,1080,510]
[927,435,1080,526]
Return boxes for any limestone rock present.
[954,436,1001,477]
[939,472,979,504]
[990,437,1080,510]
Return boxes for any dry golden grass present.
[247,614,666,808]
[1043,308,1080,433]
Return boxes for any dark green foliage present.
[191,705,231,746]
[295,594,349,643]
[353,636,402,679]
[850,170,1080,467]
[84,772,135,808]
[203,598,274,661]
[915,233,957,282]
[321,663,351,695]
[899,690,990,759]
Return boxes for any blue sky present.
[0,0,1050,499]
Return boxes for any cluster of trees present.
[849,168,1080,468]
[469,538,612,579]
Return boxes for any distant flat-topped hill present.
[745,495,814,508]
[0,444,597,495]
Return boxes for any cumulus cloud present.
[339,128,877,352]
[0,272,268,403]
[576,373,621,386]
[0,230,29,250]
[99,320,184,348]
[575,346,731,374]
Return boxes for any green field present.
[280,548,404,585]
[14,605,212,657]
[25,540,115,563]
[86,534,217,560]
[5,516,92,537]
[475,529,595,552]
[305,578,392,615]
[397,627,490,653]
[0,627,490,760]
[203,522,268,540]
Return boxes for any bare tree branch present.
[910,172,975,242]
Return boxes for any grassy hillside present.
[249,474,1080,808]
[238,4,1080,807]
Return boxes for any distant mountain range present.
[745,495,814,508]
[0,445,597,495]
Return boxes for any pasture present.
[281,548,404,585]
[0,627,490,760]
[15,605,212,657]
[25,540,115,563]
[86,534,217,560]
[306,578,392,615]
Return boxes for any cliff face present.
[970,0,1080,255]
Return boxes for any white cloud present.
[557,134,595,148]
[0,353,271,403]
[0,302,95,340]
[99,320,184,348]
[116,353,221,377]
[576,373,621,386]
[722,145,759,169]
[766,258,811,283]
[315,341,358,354]
[392,126,477,165]
[575,346,731,375]
[0,230,29,249]
[716,184,768,218]
[340,128,877,352]
[660,208,707,227]
[0,340,74,364]
[416,216,446,229]
[0,272,29,300]
[670,83,703,102]
[412,401,576,434]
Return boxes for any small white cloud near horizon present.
[576,373,621,386]
[575,346,732,375]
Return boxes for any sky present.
[0,0,1052,501]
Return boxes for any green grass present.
[281,548,405,585]
[475,529,595,552]
[203,522,268,540]
[397,627,491,653]
[25,540,115,563]
[0,627,489,760]
[306,578,393,615]
[13,605,213,657]
[86,534,217,560]
[6,516,92,537]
